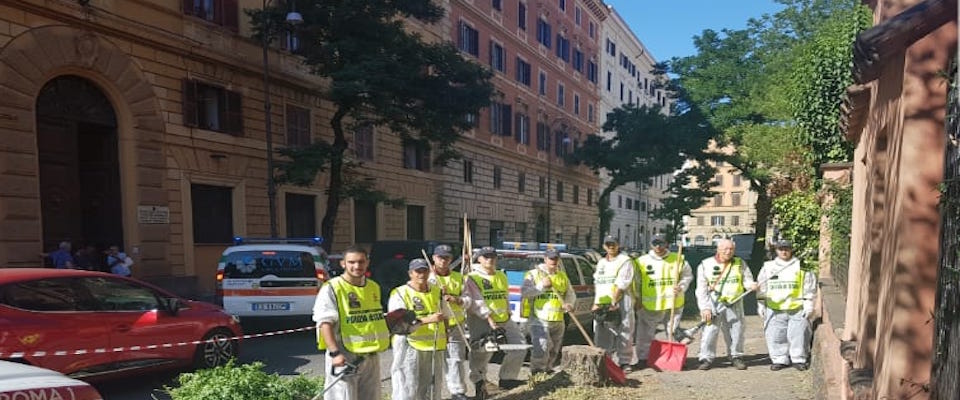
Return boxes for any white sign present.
[138,206,170,224]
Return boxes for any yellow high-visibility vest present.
[764,266,805,311]
[316,277,390,354]
[709,258,745,303]
[392,285,447,351]
[469,270,510,323]
[433,271,466,326]
[520,269,570,322]
[635,253,685,311]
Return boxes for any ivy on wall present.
[772,189,822,266]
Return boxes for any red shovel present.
[647,246,688,372]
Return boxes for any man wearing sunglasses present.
[632,234,693,368]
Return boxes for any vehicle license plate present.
[252,302,290,311]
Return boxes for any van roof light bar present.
[232,236,324,246]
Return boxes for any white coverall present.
[428,274,469,398]
[756,257,817,365]
[521,263,577,372]
[388,286,444,400]
[312,281,383,400]
[593,253,636,366]
[694,257,755,362]
[463,269,526,387]
[633,251,693,361]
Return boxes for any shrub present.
[165,360,323,400]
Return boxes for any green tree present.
[771,189,821,260]
[651,162,718,243]
[251,1,494,250]
[571,100,715,245]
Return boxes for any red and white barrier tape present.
[0,325,315,358]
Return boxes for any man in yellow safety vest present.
[521,248,575,375]
[389,258,447,400]
[428,245,470,400]
[694,239,757,371]
[757,240,817,371]
[632,234,692,368]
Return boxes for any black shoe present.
[732,357,747,370]
[530,368,545,376]
[499,379,524,390]
[620,364,634,373]
[697,359,712,370]
[473,381,487,400]
[793,363,808,371]
[770,363,788,371]
[452,394,470,400]
[633,359,647,370]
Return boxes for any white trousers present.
[698,302,745,361]
[443,325,469,396]
[634,307,683,360]
[528,320,565,372]
[593,296,636,365]
[763,308,811,365]
[322,349,381,400]
[466,316,525,384]
[390,335,443,400]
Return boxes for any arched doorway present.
[36,75,122,255]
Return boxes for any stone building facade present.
[685,158,759,246]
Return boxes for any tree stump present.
[560,345,606,386]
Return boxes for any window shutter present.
[502,104,512,137]
[470,28,479,56]
[181,79,198,127]
[222,0,239,31]
[182,0,195,15]
[225,89,243,136]
[420,146,431,172]
[488,40,494,67]
[514,114,522,143]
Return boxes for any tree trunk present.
[320,107,350,253]
[560,345,607,386]
[597,185,616,247]
[750,190,772,271]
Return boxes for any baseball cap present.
[651,234,667,246]
[543,248,560,259]
[775,240,793,249]
[408,258,430,271]
[478,246,498,258]
[603,235,619,245]
[433,244,453,257]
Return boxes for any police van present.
[453,242,596,333]
[216,237,329,319]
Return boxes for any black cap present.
[408,258,430,271]
[775,240,793,250]
[651,234,667,246]
[478,246,498,258]
[603,235,619,245]
[543,249,560,259]
[433,244,453,257]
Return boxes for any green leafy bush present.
[772,189,821,263]
[165,360,323,400]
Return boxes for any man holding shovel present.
[521,248,576,375]
[428,245,471,400]
[756,240,817,371]
[388,258,448,400]
[694,239,757,370]
[464,246,527,398]
[592,235,637,371]
[633,234,693,368]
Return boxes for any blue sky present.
[603,1,786,62]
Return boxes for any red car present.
[0,268,242,380]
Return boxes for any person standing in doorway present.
[389,258,447,400]
[521,248,575,375]
[757,240,816,371]
[592,235,637,371]
[428,245,470,400]
[633,234,693,368]
[106,245,133,277]
[313,246,390,400]
[695,239,757,370]
[46,241,76,269]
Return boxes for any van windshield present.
[223,251,316,279]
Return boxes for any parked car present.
[450,242,596,337]
[368,240,461,308]
[216,237,329,320]
[0,360,103,400]
[0,268,241,380]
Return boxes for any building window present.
[589,21,595,38]
[733,174,742,186]
[182,79,243,135]
[493,166,502,189]
[618,195,622,208]
[713,194,723,207]
[587,60,598,84]
[574,94,580,115]
[489,41,505,72]
[463,159,474,183]
[573,49,583,72]
[354,124,374,161]
[715,175,724,186]
[464,112,478,128]
[539,72,547,95]
[711,215,725,226]
[402,140,431,171]
[354,199,377,243]
[536,122,550,151]
[626,198,632,210]
[515,113,530,144]
[556,180,564,202]
[606,71,612,91]
[555,35,570,62]
[492,0,502,11]
[697,216,704,226]
[191,184,233,243]
[557,84,565,107]
[575,6,582,25]
[587,188,593,206]
[559,0,566,11]
[182,0,239,31]
[695,235,706,245]
[518,2,527,30]
[537,18,552,48]
[606,39,616,57]
[516,58,531,86]
[620,82,624,101]
[731,215,740,226]
[731,192,742,206]
[285,193,316,237]
[406,205,425,240]
[539,176,546,198]
[518,172,526,193]
[489,102,512,136]
[458,21,479,56]
[573,185,579,204]
[588,104,594,122]
[285,104,310,147]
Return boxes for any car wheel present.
[193,328,237,369]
